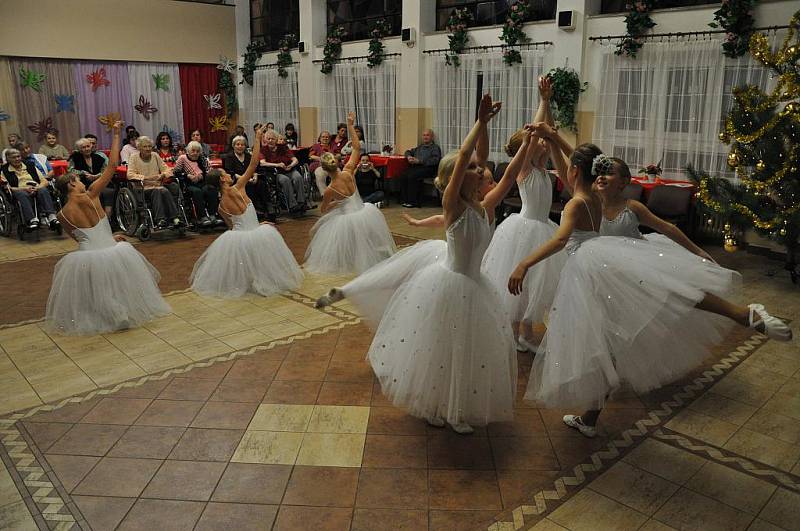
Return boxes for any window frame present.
[435,0,557,31]
[250,0,300,52]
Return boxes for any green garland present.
[709,0,758,58]
[500,0,531,66]
[218,70,236,118]
[368,19,393,68]
[547,68,587,132]
[446,8,473,67]
[321,25,346,75]
[240,40,266,86]
[277,34,297,78]
[615,0,657,58]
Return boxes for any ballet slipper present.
[748,304,792,341]
[449,421,474,435]
[315,288,344,309]
[426,416,445,428]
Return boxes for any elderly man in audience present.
[174,141,220,227]
[223,135,274,221]
[1,148,59,230]
[127,136,183,229]
[69,137,114,216]
[20,142,54,181]
[38,132,70,160]
[260,129,306,213]
[397,129,442,208]
[84,134,109,164]
[309,130,335,195]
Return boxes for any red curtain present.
[178,64,227,146]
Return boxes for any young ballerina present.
[47,122,171,335]
[304,112,396,275]
[190,126,303,298]
[482,76,566,352]
[508,133,792,438]
[367,94,518,434]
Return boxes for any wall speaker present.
[558,10,576,31]
[298,41,308,54]
[401,27,416,47]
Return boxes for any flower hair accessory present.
[591,154,614,176]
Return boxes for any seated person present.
[0,148,59,229]
[174,141,220,227]
[284,123,299,149]
[260,129,306,213]
[331,122,348,154]
[84,134,109,164]
[69,138,113,216]
[227,125,248,152]
[309,130,335,195]
[341,125,370,156]
[2,133,22,164]
[38,132,70,160]
[397,129,442,208]
[223,135,272,220]
[354,154,384,207]
[126,136,182,229]
[189,130,211,158]
[20,142,54,181]
[155,132,178,164]
[120,131,140,164]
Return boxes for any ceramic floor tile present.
[710,375,778,407]
[0,500,37,531]
[549,488,649,531]
[759,488,800,531]
[427,469,503,511]
[689,393,758,426]
[589,461,679,516]
[664,409,739,447]
[211,463,292,504]
[528,519,570,530]
[354,468,428,510]
[306,405,371,434]
[283,465,360,507]
[168,428,244,462]
[763,389,800,421]
[179,338,233,361]
[219,329,273,350]
[622,439,708,485]
[272,505,352,531]
[723,428,800,471]
[117,499,205,531]
[685,461,776,515]
[655,487,755,531]
[72,496,136,531]
[73,457,162,498]
[42,454,99,492]
[247,403,315,432]
[350,508,428,531]
[231,430,304,465]
[142,460,227,501]
[295,432,366,467]
[744,409,800,445]
[195,502,279,531]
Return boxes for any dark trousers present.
[398,165,437,206]
[246,178,272,215]
[362,190,385,204]
[187,183,219,218]
[145,186,178,222]
[13,188,55,222]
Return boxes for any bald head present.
[422,129,434,144]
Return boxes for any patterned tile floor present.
[0,204,798,531]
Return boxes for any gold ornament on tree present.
[723,223,738,252]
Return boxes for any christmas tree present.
[692,10,800,283]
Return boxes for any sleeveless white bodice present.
[600,205,643,239]
[519,168,551,222]
[445,206,492,279]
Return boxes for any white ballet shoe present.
[563,415,597,438]
[514,335,528,352]
[449,421,474,435]
[748,304,792,342]
[518,336,539,352]
[426,416,445,428]
[315,288,345,309]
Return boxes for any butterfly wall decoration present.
[55,94,75,113]
[134,95,158,120]
[217,56,236,73]
[86,68,111,92]
[204,93,222,110]
[152,73,170,91]
[98,112,122,132]
[209,115,228,132]
[0,109,12,122]
[28,117,57,141]
[19,68,46,92]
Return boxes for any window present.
[250,0,300,51]
[435,0,556,31]
[600,0,720,15]
[327,0,402,42]
[614,69,652,131]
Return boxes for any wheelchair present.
[172,169,226,233]
[0,181,63,242]
[114,176,190,241]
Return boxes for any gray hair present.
[186,141,202,153]
[5,148,20,159]
[264,130,279,140]
[75,138,91,149]
[232,135,246,146]
[136,136,153,149]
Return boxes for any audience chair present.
[621,182,644,201]
[646,185,693,230]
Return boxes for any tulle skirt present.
[45,242,171,335]
[343,240,446,328]
[482,214,566,324]
[525,236,741,411]
[368,262,517,426]
[191,225,303,298]
[304,203,396,275]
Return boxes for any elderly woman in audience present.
[121,130,140,164]
[190,130,211,157]
[3,133,22,163]
[260,129,306,213]
[223,135,273,221]
[155,132,178,164]
[174,141,220,227]
[310,130,335,195]
[341,125,369,156]
[284,123,299,148]
[84,134,109,164]
[332,122,348,154]
[68,138,115,216]
[39,132,70,160]
[127,136,182,229]
[1,148,59,229]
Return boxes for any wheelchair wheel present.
[136,224,151,241]
[115,188,140,237]
[0,193,13,237]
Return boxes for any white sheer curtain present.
[318,61,396,151]
[593,35,777,180]
[249,67,299,133]
[427,49,549,161]
[127,63,184,140]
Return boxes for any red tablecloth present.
[368,155,409,179]
[631,176,695,190]
[51,158,222,179]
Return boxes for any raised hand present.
[532,122,557,138]
[111,121,124,134]
[347,111,356,125]
[539,76,553,101]
[478,94,502,124]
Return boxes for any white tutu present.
[343,239,446,328]
[368,207,516,426]
[304,191,396,275]
[191,203,303,298]
[46,218,170,335]
[525,231,741,411]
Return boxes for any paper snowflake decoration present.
[55,94,75,113]
[204,93,222,110]
[86,68,111,92]
[160,124,182,144]
[217,56,236,73]
[152,73,170,91]
[98,112,122,132]
[0,109,11,122]
[19,68,46,92]
[28,117,57,141]
[134,95,158,120]
[209,115,228,132]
